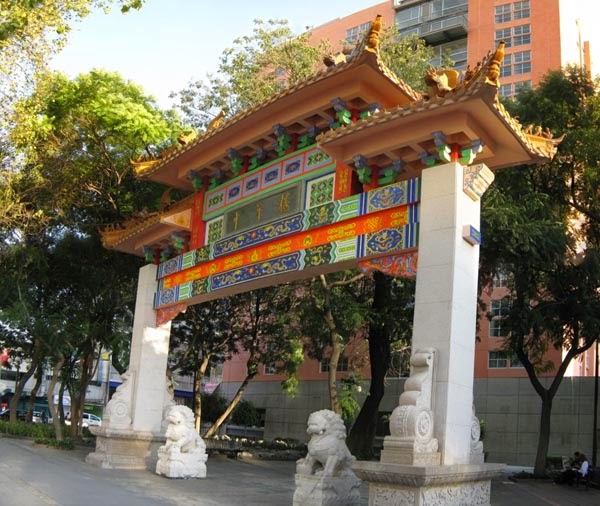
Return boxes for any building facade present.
[310,0,594,97]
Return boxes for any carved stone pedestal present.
[353,461,504,506]
[156,448,207,478]
[85,427,164,470]
[293,473,362,506]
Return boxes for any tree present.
[508,66,600,241]
[204,287,297,437]
[5,69,181,236]
[380,30,441,92]
[480,67,600,473]
[0,1,146,121]
[294,272,367,417]
[168,300,240,431]
[0,69,180,437]
[171,19,330,129]
[346,272,415,459]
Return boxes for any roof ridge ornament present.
[365,14,383,54]
[485,41,506,87]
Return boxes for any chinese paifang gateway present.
[100,19,561,322]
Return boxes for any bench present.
[204,438,244,459]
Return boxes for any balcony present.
[399,14,468,44]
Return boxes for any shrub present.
[0,420,55,439]
[34,437,75,450]
[201,393,228,422]
[231,400,259,427]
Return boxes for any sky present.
[50,0,383,108]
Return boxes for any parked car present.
[82,412,102,427]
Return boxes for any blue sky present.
[51,0,382,108]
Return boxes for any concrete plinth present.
[85,427,165,470]
[293,473,362,506]
[353,461,505,506]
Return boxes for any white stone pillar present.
[87,264,173,470]
[411,161,483,465]
[128,263,172,433]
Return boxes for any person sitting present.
[555,451,588,485]
[576,454,590,485]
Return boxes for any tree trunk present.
[204,369,256,438]
[9,363,36,423]
[194,353,211,432]
[47,355,65,441]
[534,395,552,475]
[58,380,67,423]
[26,364,43,421]
[69,350,94,438]
[320,275,342,414]
[347,272,390,459]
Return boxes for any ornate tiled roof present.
[100,194,194,250]
[316,40,562,165]
[134,17,421,181]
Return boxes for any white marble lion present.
[156,405,207,479]
[160,405,206,455]
[296,409,355,477]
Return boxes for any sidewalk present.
[0,435,598,505]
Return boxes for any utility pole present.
[593,339,598,468]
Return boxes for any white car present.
[82,413,102,427]
[66,412,102,427]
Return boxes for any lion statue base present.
[155,405,207,479]
[293,409,361,506]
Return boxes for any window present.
[513,0,530,20]
[499,83,513,97]
[513,24,531,46]
[495,1,530,24]
[513,50,531,74]
[320,356,348,373]
[495,27,512,47]
[495,4,511,23]
[509,354,524,368]
[500,54,512,77]
[514,80,532,93]
[492,270,508,288]
[489,351,508,368]
[396,5,421,28]
[345,22,371,45]
[490,299,510,337]
[264,362,276,375]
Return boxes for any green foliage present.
[231,400,259,427]
[380,30,440,91]
[0,1,147,123]
[171,19,330,129]
[0,420,56,439]
[200,393,228,423]
[5,69,181,235]
[508,66,600,244]
[338,376,362,424]
[480,66,600,474]
[34,437,76,450]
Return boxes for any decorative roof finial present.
[365,15,383,54]
[485,41,505,87]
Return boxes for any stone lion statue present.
[156,405,207,479]
[160,405,206,455]
[296,409,355,477]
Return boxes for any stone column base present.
[293,473,362,506]
[85,427,165,471]
[353,461,505,506]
